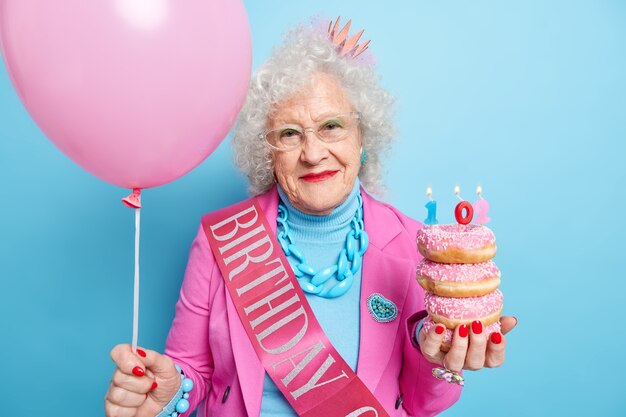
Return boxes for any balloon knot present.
[122,188,142,208]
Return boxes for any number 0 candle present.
[454,185,474,225]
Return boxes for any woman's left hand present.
[417,316,517,371]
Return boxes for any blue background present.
[1,1,625,416]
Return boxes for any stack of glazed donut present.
[416,224,503,351]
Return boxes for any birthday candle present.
[473,185,491,225]
[424,186,439,226]
[454,184,474,225]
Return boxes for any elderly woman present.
[105,19,515,417]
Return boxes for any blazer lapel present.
[356,189,412,392]
[357,246,414,392]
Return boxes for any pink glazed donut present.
[424,289,503,333]
[416,224,496,264]
[416,259,501,297]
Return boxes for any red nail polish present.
[151,381,158,391]
[491,332,502,344]
[435,325,445,335]
[132,366,145,377]
[472,320,483,334]
[137,349,146,358]
[459,324,469,338]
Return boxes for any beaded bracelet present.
[156,365,194,417]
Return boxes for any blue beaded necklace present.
[276,193,369,298]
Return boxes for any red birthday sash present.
[202,198,390,417]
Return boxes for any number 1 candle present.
[424,186,439,226]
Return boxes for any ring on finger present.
[431,356,465,386]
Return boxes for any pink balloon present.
[0,0,251,189]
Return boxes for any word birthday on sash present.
[203,200,390,417]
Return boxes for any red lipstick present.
[300,170,338,182]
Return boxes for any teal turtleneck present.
[260,180,363,417]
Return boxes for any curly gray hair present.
[232,23,395,195]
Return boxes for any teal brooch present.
[367,293,398,323]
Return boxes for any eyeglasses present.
[260,112,361,151]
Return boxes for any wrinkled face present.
[269,72,362,215]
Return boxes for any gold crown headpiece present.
[327,16,371,59]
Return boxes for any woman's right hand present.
[105,344,183,417]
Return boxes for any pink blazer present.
[164,186,461,417]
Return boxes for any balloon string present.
[132,207,141,353]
